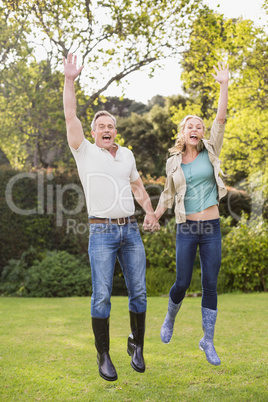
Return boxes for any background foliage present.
[1,171,267,296]
[0,249,91,297]
[0,0,203,168]
[221,215,268,292]
[0,0,267,296]
[0,167,89,271]
[144,215,268,296]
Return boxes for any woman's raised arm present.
[211,62,229,124]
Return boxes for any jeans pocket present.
[130,222,140,232]
[89,224,108,234]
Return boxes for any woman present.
[155,62,229,366]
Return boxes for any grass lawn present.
[0,293,267,401]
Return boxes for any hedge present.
[1,167,267,296]
[0,249,91,297]
[221,215,268,292]
[0,167,89,273]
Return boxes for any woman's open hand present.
[211,62,229,85]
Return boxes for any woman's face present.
[183,118,204,147]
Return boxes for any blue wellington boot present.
[160,297,182,344]
[199,307,221,366]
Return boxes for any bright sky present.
[104,0,267,104]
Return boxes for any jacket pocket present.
[175,194,186,222]
[175,193,182,203]
[168,166,178,175]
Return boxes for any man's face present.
[91,116,117,150]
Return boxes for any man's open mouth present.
[102,135,111,140]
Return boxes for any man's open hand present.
[63,53,84,81]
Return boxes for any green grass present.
[0,294,267,401]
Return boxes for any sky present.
[104,0,267,104]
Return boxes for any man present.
[63,53,159,382]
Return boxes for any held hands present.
[211,62,229,85]
[63,53,84,81]
[143,213,160,232]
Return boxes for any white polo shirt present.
[70,139,140,218]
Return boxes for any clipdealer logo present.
[4,170,266,234]
[4,171,163,233]
[5,171,85,227]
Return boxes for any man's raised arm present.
[63,53,84,149]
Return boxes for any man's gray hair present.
[91,110,116,130]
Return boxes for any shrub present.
[0,259,28,296]
[24,251,91,297]
[143,216,235,296]
[0,167,89,274]
[142,219,176,296]
[221,215,268,292]
[142,218,202,296]
[0,249,92,297]
[0,247,43,296]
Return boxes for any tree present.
[0,0,205,168]
[117,113,158,175]
[171,6,268,203]
[116,95,183,177]
[20,0,202,105]
[0,58,83,168]
[0,4,30,65]
[92,96,149,117]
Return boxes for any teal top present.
[181,149,218,215]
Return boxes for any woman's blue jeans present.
[88,220,147,318]
[170,218,221,310]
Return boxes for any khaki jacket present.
[158,119,227,223]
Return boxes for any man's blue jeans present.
[170,218,221,310]
[88,220,147,318]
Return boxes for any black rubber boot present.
[127,311,146,373]
[91,317,118,381]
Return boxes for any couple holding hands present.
[63,54,229,381]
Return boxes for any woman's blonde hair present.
[169,115,206,154]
